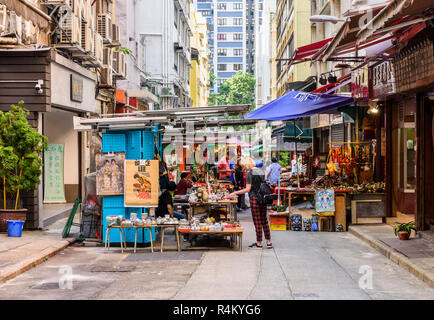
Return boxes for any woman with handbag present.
[233,159,245,212]
[229,157,272,249]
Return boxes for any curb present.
[349,226,434,288]
[0,238,76,285]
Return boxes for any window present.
[233,64,242,71]
[233,33,242,40]
[234,49,243,56]
[233,3,242,10]
[217,33,227,40]
[218,48,227,56]
[201,10,211,16]
[217,3,227,10]
[233,18,243,25]
[218,64,227,71]
[217,18,227,25]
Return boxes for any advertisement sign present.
[44,143,66,203]
[371,60,395,99]
[96,152,125,196]
[125,160,159,207]
[351,65,369,100]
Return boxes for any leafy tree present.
[216,71,256,107]
[208,92,218,106]
[0,101,47,209]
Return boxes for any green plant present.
[393,221,416,236]
[114,45,132,55]
[0,101,48,209]
[278,152,290,168]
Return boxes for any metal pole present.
[294,119,300,188]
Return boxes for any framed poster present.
[44,143,66,203]
[96,152,125,196]
[125,160,159,207]
[315,189,335,213]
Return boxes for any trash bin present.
[7,220,24,237]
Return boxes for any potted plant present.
[0,101,47,231]
[393,221,416,240]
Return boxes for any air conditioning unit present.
[80,20,92,52]
[42,0,73,6]
[97,13,112,41]
[113,51,127,78]
[0,5,6,34]
[112,49,120,73]
[59,12,80,44]
[93,31,103,64]
[111,23,119,43]
[101,66,113,86]
[103,47,112,66]
[8,12,22,41]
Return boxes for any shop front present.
[42,51,97,226]
[381,28,434,230]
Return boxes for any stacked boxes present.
[269,215,287,231]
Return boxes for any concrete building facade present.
[135,0,193,109]
[190,11,210,107]
[195,0,263,93]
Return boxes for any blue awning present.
[244,91,354,121]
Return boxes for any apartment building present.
[190,11,210,107]
[196,0,263,93]
[136,0,193,109]
[255,0,275,107]
[274,0,311,98]
[0,0,125,228]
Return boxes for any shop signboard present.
[351,65,369,100]
[70,74,83,102]
[310,114,330,128]
[124,160,159,207]
[371,60,395,99]
[96,152,125,196]
[44,143,66,203]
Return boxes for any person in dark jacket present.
[233,159,245,211]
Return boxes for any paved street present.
[0,210,432,300]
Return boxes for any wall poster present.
[44,143,66,203]
[125,160,159,207]
[315,189,335,213]
[96,152,125,196]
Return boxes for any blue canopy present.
[244,91,354,121]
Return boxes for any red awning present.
[293,37,334,60]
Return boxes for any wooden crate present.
[270,224,287,231]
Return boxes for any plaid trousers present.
[250,196,271,242]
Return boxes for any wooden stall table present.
[105,225,127,253]
[189,199,238,222]
[133,225,154,253]
[282,188,350,231]
[178,228,244,251]
[158,224,181,253]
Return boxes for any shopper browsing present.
[228,157,272,249]
[267,157,282,186]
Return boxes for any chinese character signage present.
[44,143,66,203]
[124,160,159,207]
[371,60,395,99]
[96,152,125,196]
[351,65,369,100]
[70,74,83,102]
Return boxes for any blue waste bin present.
[7,220,24,237]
